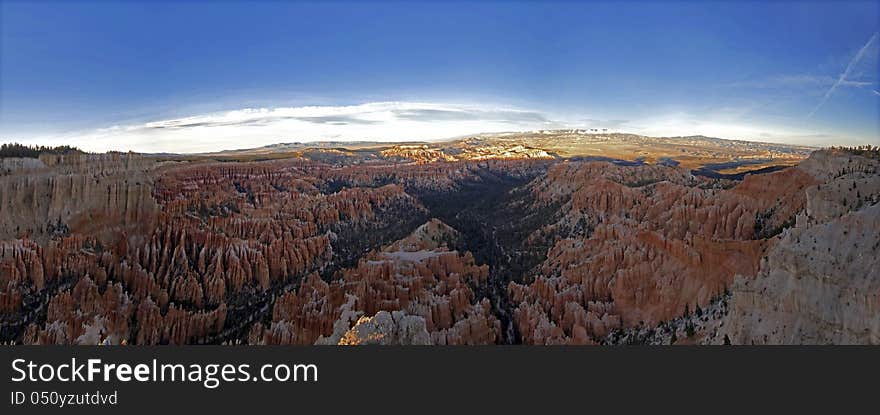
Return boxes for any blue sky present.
[1,1,878,153]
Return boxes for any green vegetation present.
[0,142,83,159]
[832,145,880,160]
[754,206,796,239]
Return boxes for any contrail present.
[808,32,879,118]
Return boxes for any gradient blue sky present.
[1,1,878,153]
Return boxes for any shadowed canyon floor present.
[1,132,877,344]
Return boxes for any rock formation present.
[717,150,880,344]
[321,310,433,345]
[1,136,875,345]
[509,158,818,343]
[251,219,502,345]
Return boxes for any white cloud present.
[29,102,572,153]
[17,101,871,153]
[627,112,859,146]
[632,114,781,141]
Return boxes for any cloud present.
[394,108,550,124]
[582,119,630,129]
[31,102,575,154]
[629,111,827,145]
[622,109,879,147]
[775,74,873,88]
[632,113,777,140]
[726,74,873,90]
[808,32,879,118]
[18,101,871,153]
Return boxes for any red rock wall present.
[510,161,816,344]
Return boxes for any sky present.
[1,1,878,153]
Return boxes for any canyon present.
[0,132,876,345]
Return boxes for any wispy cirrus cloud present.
[779,74,872,88]
[31,102,575,153]
[132,102,556,132]
[18,101,873,154]
[808,32,879,118]
[625,109,878,147]
[727,74,873,89]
